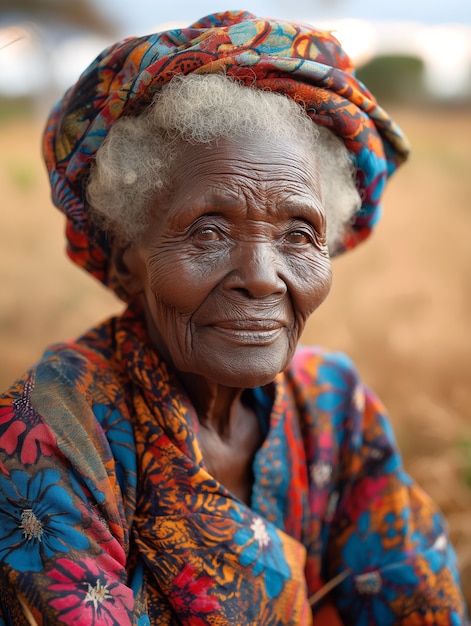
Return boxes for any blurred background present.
[1,0,471,608]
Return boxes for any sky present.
[1,0,470,98]
[95,0,471,36]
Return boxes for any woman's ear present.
[111,244,145,296]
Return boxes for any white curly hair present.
[86,73,361,253]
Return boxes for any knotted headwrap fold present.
[43,10,409,297]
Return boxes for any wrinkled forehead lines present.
[174,136,319,183]
[165,172,323,228]
[165,136,323,219]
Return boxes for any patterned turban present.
[43,10,410,297]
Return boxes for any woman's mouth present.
[209,320,285,345]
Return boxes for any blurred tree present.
[357,55,427,104]
[0,0,117,36]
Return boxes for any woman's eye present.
[285,230,313,245]
[194,226,221,241]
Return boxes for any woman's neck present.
[178,371,245,439]
[179,371,266,505]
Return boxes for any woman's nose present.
[223,242,287,298]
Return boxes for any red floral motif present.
[0,405,25,473]
[171,563,220,625]
[48,557,133,625]
[0,381,56,465]
[345,476,389,522]
[19,422,57,464]
[0,405,26,453]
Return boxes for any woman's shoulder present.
[0,315,125,420]
[287,344,361,390]
[0,316,134,484]
[283,346,365,428]
[0,318,136,542]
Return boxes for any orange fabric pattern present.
[0,305,467,624]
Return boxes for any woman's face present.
[122,135,332,388]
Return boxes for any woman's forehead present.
[170,135,320,189]
[160,136,323,220]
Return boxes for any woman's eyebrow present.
[277,197,325,219]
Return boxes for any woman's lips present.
[216,320,284,330]
[208,320,285,345]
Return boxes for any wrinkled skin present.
[116,135,332,502]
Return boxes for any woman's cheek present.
[290,254,332,313]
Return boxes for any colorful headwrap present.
[43,10,410,297]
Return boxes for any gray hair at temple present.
[86,73,361,252]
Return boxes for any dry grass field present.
[1,104,470,606]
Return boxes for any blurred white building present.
[0,22,111,100]
[322,19,471,99]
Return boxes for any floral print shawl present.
[0,305,467,625]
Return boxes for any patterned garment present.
[0,305,467,625]
[43,10,410,298]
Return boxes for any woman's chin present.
[184,348,294,389]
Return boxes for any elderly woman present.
[0,10,467,626]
